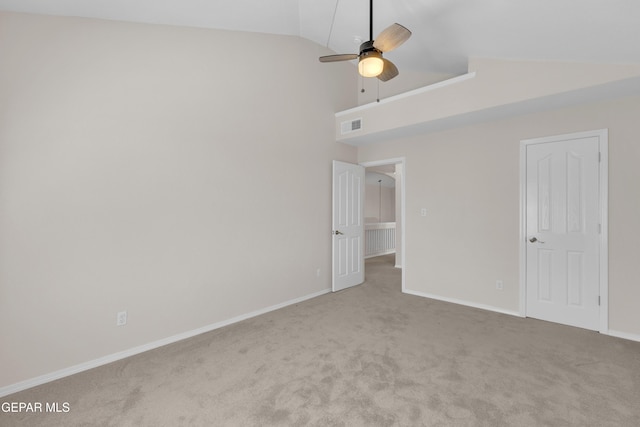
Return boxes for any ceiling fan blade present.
[319,54,359,63]
[373,23,412,53]
[377,59,399,82]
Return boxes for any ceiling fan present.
[319,0,412,81]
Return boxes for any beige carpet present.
[3,255,640,426]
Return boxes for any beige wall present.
[0,12,357,389]
[339,58,640,142]
[358,95,640,337]
[365,182,395,223]
[357,69,454,106]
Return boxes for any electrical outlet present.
[496,280,504,291]
[116,311,127,326]
[420,208,427,217]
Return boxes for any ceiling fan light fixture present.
[358,51,384,77]
[318,0,410,82]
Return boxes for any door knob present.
[529,237,544,243]
[333,230,344,235]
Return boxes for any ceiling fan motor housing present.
[359,40,380,56]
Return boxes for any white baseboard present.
[403,289,522,318]
[0,288,331,398]
[365,250,395,259]
[606,329,640,343]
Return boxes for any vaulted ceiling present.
[1,0,639,75]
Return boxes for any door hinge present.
[598,296,601,306]
[598,224,602,234]
[599,152,602,162]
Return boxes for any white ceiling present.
[1,0,639,75]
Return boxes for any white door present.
[524,133,602,331]
[332,160,365,292]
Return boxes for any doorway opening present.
[361,158,406,292]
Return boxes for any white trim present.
[519,129,609,333]
[335,73,477,117]
[364,250,395,259]
[607,329,640,343]
[0,288,331,398]
[598,130,609,333]
[519,142,527,317]
[360,157,406,293]
[404,289,522,318]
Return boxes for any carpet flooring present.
[2,255,640,426]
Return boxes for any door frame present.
[519,129,609,333]
[360,157,406,293]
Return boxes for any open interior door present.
[332,160,365,292]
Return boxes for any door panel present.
[332,161,364,292]
[525,136,600,330]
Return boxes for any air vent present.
[341,118,362,135]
